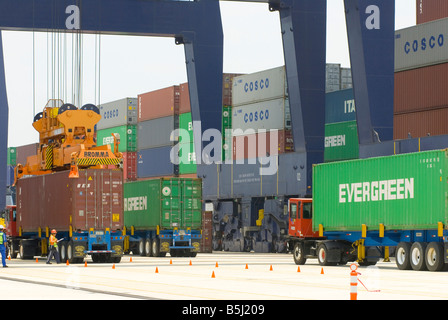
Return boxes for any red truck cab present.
[288,198,320,239]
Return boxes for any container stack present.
[394,17,448,140]
[137,86,180,179]
[416,0,448,24]
[231,66,294,161]
[96,98,138,181]
[324,88,359,162]
[325,64,353,93]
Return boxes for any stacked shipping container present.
[416,0,448,24]
[324,88,359,162]
[96,98,138,181]
[325,63,353,93]
[231,66,294,161]
[394,17,448,140]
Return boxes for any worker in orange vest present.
[0,225,8,267]
[46,229,60,264]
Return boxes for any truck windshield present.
[302,202,312,219]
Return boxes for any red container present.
[123,151,137,181]
[138,86,180,121]
[200,211,213,253]
[394,63,448,113]
[179,74,242,114]
[16,143,39,165]
[417,0,448,24]
[394,108,448,140]
[16,169,123,233]
[232,130,294,160]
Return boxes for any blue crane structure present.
[0,0,405,252]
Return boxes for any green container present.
[178,142,197,174]
[222,106,232,128]
[324,121,359,162]
[313,149,448,232]
[7,147,16,166]
[124,178,202,230]
[179,112,193,144]
[96,125,137,153]
[222,106,232,162]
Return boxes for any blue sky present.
[2,1,416,147]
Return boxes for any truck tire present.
[293,242,307,265]
[410,242,427,271]
[317,243,336,266]
[425,242,445,272]
[396,242,411,270]
[138,239,145,256]
[152,238,161,257]
[145,239,152,257]
[59,242,67,264]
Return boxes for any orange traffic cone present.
[170,259,173,265]
[155,267,159,273]
[130,257,132,262]
[189,260,192,266]
[215,262,219,268]
[112,264,115,269]
[297,266,301,273]
[8,256,11,261]
[245,264,248,269]
[66,260,69,266]
[270,265,273,271]
[35,258,38,263]
[84,261,87,267]
[211,271,215,278]
[321,268,324,274]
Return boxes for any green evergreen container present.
[7,147,16,166]
[179,112,193,144]
[313,149,448,232]
[96,125,137,153]
[178,142,197,174]
[124,178,202,230]
[324,120,359,162]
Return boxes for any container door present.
[83,171,98,229]
[300,201,319,238]
[99,171,112,229]
[288,199,300,237]
[161,179,182,229]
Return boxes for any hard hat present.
[51,229,57,234]
[0,225,4,229]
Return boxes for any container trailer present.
[123,178,202,257]
[288,149,448,271]
[7,169,124,263]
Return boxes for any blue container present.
[137,146,177,178]
[325,88,355,124]
[6,165,14,186]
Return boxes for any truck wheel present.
[396,242,411,270]
[59,242,67,264]
[145,239,152,257]
[425,242,445,272]
[152,238,160,257]
[293,242,307,265]
[138,239,145,256]
[410,242,427,271]
[317,243,336,266]
[9,241,17,259]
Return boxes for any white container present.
[232,66,287,106]
[97,98,138,130]
[395,18,448,72]
[232,98,287,136]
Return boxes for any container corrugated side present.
[137,146,176,179]
[17,169,123,233]
[325,89,356,124]
[395,18,448,72]
[96,125,137,153]
[232,130,292,160]
[324,121,359,162]
[313,149,448,232]
[123,178,202,230]
[232,66,286,107]
[232,98,288,135]
[137,116,175,150]
[97,98,138,130]
[394,108,448,140]
[394,63,448,113]
[16,143,39,165]
[417,0,448,24]
[138,86,179,122]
